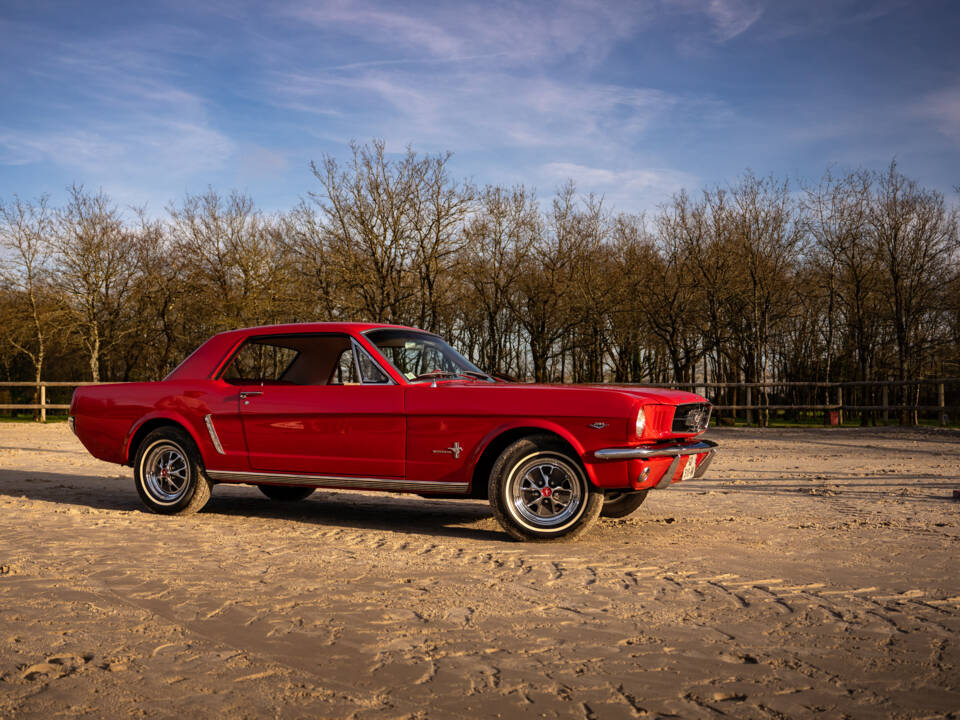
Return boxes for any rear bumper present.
[592,439,718,489]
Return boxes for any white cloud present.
[919,86,960,147]
[702,0,764,40]
[664,0,763,41]
[274,67,677,156]
[540,161,697,210]
[0,37,236,180]
[283,0,650,65]
[0,121,235,178]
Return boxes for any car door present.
[229,333,404,478]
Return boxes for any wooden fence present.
[2,378,959,425]
[0,381,105,423]
[634,379,960,426]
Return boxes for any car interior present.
[220,334,390,386]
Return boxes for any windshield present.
[364,329,490,383]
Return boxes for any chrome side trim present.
[205,469,470,495]
[204,414,225,455]
[594,439,718,460]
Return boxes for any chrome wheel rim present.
[510,456,583,527]
[143,443,190,504]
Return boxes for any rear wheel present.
[134,427,212,515]
[601,490,649,518]
[258,485,315,502]
[488,435,602,542]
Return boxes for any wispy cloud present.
[274,67,678,156]
[283,0,651,65]
[918,85,960,147]
[665,0,764,41]
[540,161,698,210]
[0,29,235,180]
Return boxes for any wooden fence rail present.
[2,379,959,425]
[629,379,960,426]
[0,381,108,421]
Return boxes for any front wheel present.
[488,435,603,542]
[601,490,649,518]
[134,427,212,515]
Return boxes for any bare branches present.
[0,149,958,399]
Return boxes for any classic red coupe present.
[70,323,716,541]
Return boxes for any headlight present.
[635,407,646,438]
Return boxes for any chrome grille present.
[672,403,711,433]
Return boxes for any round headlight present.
[635,407,646,438]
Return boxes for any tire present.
[133,427,212,515]
[600,490,649,518]
[488,434,603,542]
[258,485,315,502]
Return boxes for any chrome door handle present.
[239,390,263,399]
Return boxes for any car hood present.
[430,380,707,405]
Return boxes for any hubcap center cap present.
[541,487,552,498]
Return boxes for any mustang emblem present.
[432,442,463,459]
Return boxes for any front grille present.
[672,403,711,433]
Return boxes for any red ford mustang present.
[70,322,716,541]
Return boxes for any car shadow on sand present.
[676,476,959,504]
[0,469,507,543]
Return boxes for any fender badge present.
[588,422,608,429]
[432,442,463,459]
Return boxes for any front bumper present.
[593,439,718,489]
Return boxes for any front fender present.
[469,418,599,487]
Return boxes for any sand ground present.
[0,424,958,719]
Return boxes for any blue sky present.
[1,0,958,214]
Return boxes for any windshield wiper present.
[410,370,463,382]
[410,369,494,383]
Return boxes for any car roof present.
[165,322,428,382]
[215,321,428,339]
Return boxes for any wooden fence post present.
[40,383,46,423]
[746,386,753,426]
[837,386,843,425]
[882,383,889,424]
[940,383,946,426]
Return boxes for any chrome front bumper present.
[594,439,718,488]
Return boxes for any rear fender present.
[123,411,207,466]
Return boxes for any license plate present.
[681,456,696,480]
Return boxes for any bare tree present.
[52,186,137,382]
[309,140,418,323]
[0,195,59,412]
[168,188,291,333]
[459,185,537,375]
[408,152,474,332]
[728,173,803,425]
[802,169,884,421]
[870,161,960,422]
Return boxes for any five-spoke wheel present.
[489,435,602,541]
[134,427,212,515]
